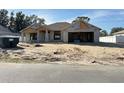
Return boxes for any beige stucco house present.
[21,20,101,43]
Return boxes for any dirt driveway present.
[0,42,124,66]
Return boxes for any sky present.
[8,9,124,33]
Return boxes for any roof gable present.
[64,21,101,31]
[47,22,71,31]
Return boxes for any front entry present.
[54,31,61,40]
[68,32,94,42]
[30,33,37,41]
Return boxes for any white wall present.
[100,36,116,43]
[100,36,124,43]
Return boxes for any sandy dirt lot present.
[0,42,124,66]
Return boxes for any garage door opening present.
[68,32,94,42]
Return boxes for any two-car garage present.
[68,32,94,42]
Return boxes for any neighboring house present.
[114,30,124,36]
[21,20,101,43]
[0,25,17,36]
[100,30,124,43]
[0,25,19,48]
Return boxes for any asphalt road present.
[0,63,124,83]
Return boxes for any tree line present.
[100,27,124,37]
[0,9,45,33]
[0,10,123,36]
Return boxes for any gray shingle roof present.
[47,22,71,31]
[0,25,19,36]
[21,21,101,32]
[20,23,47,32]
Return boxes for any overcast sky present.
[8,9,124,33]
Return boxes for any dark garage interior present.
[68,32,94,42]
[0,36,19,48]
[0,24,20,48]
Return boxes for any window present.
[54,31,61,40]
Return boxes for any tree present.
[15,11,25,32]
[72,16,90,23]
[30,15,38,23]
[0,9,9,27]
[23,16,32,28]
[8,11,16,32]
[110,27,124,35]
[0,9,45,33]
[29,15,45,24]
[36,18,45,25]
[100,30,108,36]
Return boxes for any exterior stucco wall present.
[21,22,100,43]
[22,29,100,43]
[116,36,124,43]
[40,32,45,42]
[22,28,46,43]
[94,30,100,42]
[50,31,54,41]
[63,31,68,42]
[26,32,45,43]
[25,33,30,43]
[22,31,53,43]
[61,31,63,41]
[21,28,34,43]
